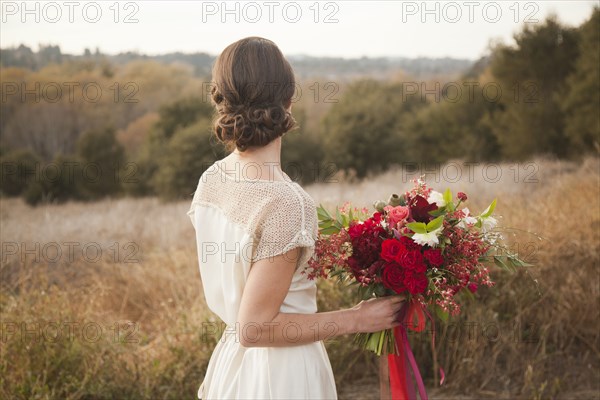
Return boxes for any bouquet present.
[303,178,530,398]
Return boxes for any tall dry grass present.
[1,157,598,399]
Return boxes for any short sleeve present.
[252,185,317,268]
[186,177,204,231]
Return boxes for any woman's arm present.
[237,248,405,347]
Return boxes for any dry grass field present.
[1,157,598,399]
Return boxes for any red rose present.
[398,235,420,251]
[424,248,444,267]
[380,239,406,262]
[398,249,425,272]
[381,262,406,294]
[457,192,468,201]
[403,270,428,294]
[348,221,366,239]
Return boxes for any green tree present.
[22,154,86,206]
[155,96,214,139]
[405,82,501,163]
[281,106,325,184]
[561,7,600,155]
[0,149,41,196]
[153,119,218,200]
[321,79,426,178]
[490,15,580,159]
[76,126,125,199]
[127,96,218,197]
[122,147,158,197]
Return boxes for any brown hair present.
[211,37,297,152]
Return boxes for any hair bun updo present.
[211,37,297,152]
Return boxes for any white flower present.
[427,191,446,207]
[457,207,478,229]
[412,227,443,247]
[479,215,497,232]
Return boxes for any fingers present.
[390,294,406,302]
[355,295,410,332]
[381,295,406,309]
[385,296,406,316]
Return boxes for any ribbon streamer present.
[386,300,444,400]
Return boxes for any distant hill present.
[1,44,475,80]
[288,54,474,80]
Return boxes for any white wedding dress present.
[187,160,338,399]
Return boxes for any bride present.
[187,36,405,399]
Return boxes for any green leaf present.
[374,284,386,297]
[443,188,452,204]
[426,215,444,232]
[445,201,456,212]
[348,208,354,222]
[428,206,447,217]
[507,255,534,268]
[341,213,350,228]
[481,199,497,218]
[335,207,343,223]
[435,305,449,323]
[320,225,340,235]
[317,204,332,221]
[330,269,344,277]
[406,222,427,234]
[493,255,514,272]
[521,260,534,267]
[319,220,333,228]
[461,286,475,302]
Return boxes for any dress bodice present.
[187,160,319,327]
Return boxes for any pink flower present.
[457,192,468,201]
[384,205,410,229]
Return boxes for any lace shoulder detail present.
[188,162,318,268]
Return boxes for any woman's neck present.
[226,137,286,181]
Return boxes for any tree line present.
[0,10,598,204]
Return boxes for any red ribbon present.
[387,300,444,399]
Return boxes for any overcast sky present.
[1,1,597,59]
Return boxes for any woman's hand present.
[237,247,406,346]
[349,295,406,334]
